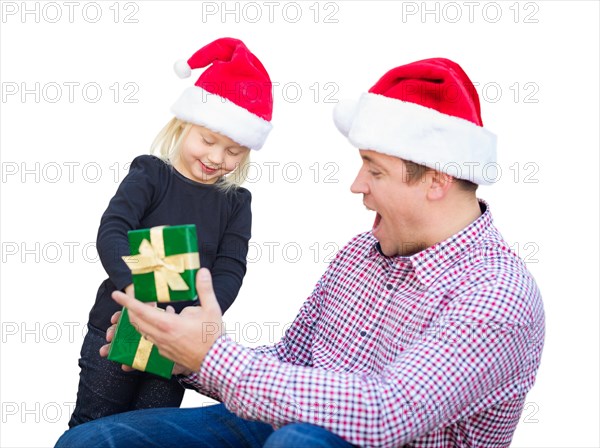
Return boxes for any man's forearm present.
[194,316,532,447]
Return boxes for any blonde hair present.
[150,117,251,192]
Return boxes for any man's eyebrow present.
[361,154,387,171]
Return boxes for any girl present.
[68,37,274,427]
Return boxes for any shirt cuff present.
[182,334,255,403]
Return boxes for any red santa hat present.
[333,58,497,185]
[171,37,273,151]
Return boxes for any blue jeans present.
[55,403,355,447]
[68,324,185,428]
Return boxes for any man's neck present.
[420,196,483,250]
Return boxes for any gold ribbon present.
[122,226,200,302]
[131,307,166,371]
[132,334,153,371]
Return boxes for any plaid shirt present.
[183,201,545,447]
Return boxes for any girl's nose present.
[207,146,225,165]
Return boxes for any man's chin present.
[377,240,398,257]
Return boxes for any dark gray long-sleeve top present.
[88,155,251,331]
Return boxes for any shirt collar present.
[367,200,493,287]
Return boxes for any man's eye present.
[369,170,381,177]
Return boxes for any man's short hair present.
[403,159,478,193]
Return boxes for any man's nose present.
[350,172,369,195]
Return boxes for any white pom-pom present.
[174,59,191,79]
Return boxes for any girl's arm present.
[96,155,161,292]
[209,187,252,314]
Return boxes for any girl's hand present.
[99,310,134,372]
[99,304,156,373]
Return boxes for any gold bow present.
[122,226,200,302]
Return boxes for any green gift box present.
[108,308,174,379]
[122,225,201,303]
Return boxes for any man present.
[56,58,544,447]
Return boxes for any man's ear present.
[426,170,454,201]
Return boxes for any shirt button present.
[360,330,367,337]
[386,284,393,290]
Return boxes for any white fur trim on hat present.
[333,92,498,185]
[171,86,273,150]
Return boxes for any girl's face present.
[174,125,249,184]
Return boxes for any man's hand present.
[108,268,224,372]
[99,310,192,375]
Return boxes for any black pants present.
[68,323,185,428]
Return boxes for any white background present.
[1,1,598,446]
